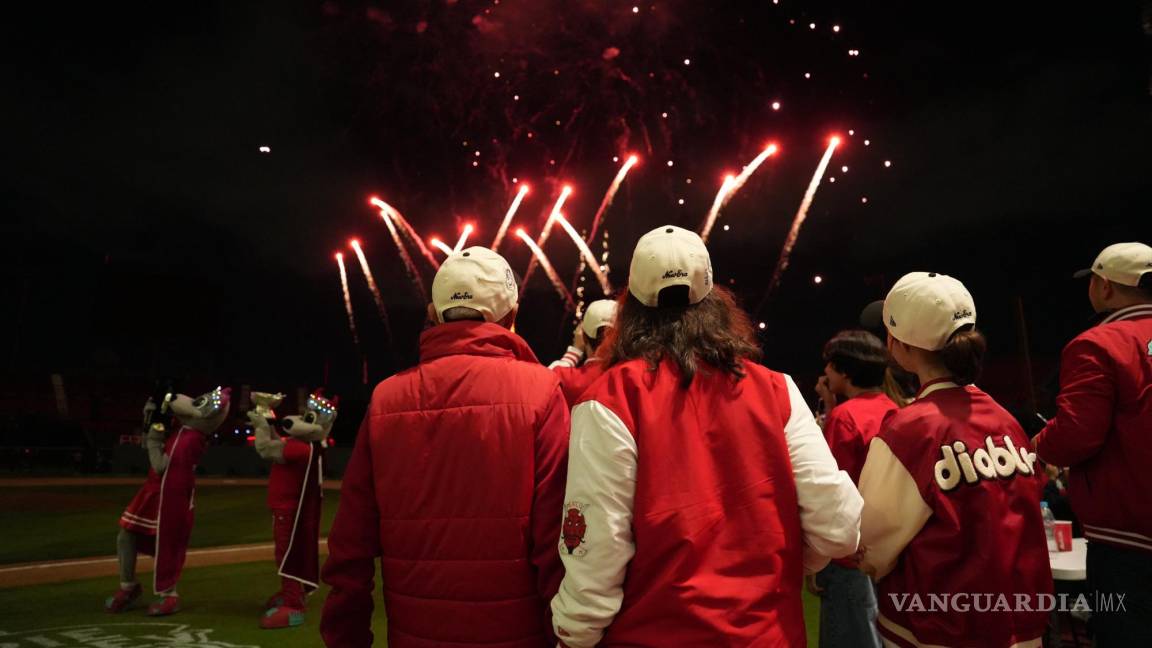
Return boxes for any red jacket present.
[551,360,606,407]
[321,322,570,648]
[859,383,1052,648]
[824,392,898,484]
[551,359,862,647]
[1035,303,1152,553]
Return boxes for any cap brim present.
[1072,268,1093,279]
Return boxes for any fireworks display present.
[516,228,575,310]
[334,2,899,348]
[334,252,360,348]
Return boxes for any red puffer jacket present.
[321,322,570,648]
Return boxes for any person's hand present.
[844,544,868,569]
[805,573,824,596]
[571,324,586,354]
[815,376,836,411]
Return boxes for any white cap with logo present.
[628,225,714,307]
[581,299,618,338]
[431,246,518,323]
[883,272,977,351]
[1073,242,1152,287]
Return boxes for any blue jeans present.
[815,562,881,648]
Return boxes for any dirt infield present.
[0,540,329,588]
[0,477,343,489]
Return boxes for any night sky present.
[4,1,1150,436]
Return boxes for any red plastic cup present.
[1053,521,1073,552]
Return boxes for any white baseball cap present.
[883,272,977,351]
[581,299,618,338]
[431,246,518,323]
[1073,242,1152,287]
[628,225,713,307]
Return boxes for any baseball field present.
[0,479,820,646]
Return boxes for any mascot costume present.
[105,386,231,616]
[247,390,338,629]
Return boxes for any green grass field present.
[0,481,823,645]
[0,561,386,647]
[0,485,341,564]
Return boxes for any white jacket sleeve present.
[550,400,637,648]
[548,346,585,369]
[782,374,863,569]
[858,437,932,581]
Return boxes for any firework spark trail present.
[491,184,530,251]
[335,252,360,347]
[520,185,572,291]
[764,137,840,300]
[700,175,738,244]
[378,208,428,298]
[568,156,636,297]
[371,198,440,270]
[588,155,638,244]
[517,228,575,311]
[430,238,454,256]
[348,239,394,345]
[699,144,778,243]
[553,213,612,295]
[454,224,474,252]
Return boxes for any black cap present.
[859,300,886,339]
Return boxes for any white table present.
[1049,538,1088,581]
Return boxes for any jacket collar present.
[1100,303,1152,325]
[419,321,541,364]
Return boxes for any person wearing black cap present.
[1035,242,1152,646]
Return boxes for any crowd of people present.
[105,226,1151,647]
[316,232,1150,647]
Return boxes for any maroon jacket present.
[321,322,570,648]
[1035,303,1152,553]
[861,383,1052,647]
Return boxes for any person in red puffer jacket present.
[320,247,570,648]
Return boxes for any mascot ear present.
[330,395,340,408]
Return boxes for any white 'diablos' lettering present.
[934,435,1036,491]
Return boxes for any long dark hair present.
[600,286,762,388]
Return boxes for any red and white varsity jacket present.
[1035,303,1152,553]
[550,358,862,647]
[858,381,1052,648]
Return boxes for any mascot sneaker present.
[104,583,142,613]
[147,595,182,616]
[263,591,285,611]
[260,606,306,629]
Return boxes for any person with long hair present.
[550,225,862,647]
[857,272,1052,647]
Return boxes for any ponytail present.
[938,326,986,385]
